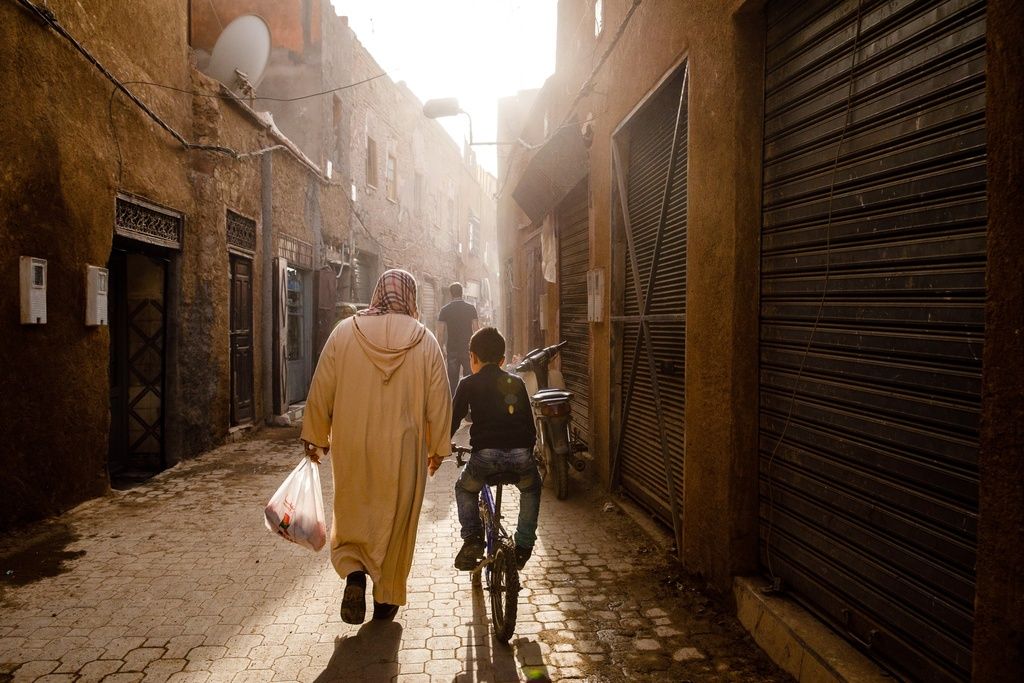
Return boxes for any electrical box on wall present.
[85,265,109,326]
[587,267,605,322]
[19,256,47,324]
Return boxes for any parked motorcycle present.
[513,341,589,500]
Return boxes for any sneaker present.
[372,600,400,621]
[341,572,366,624]
[515,545,532,570]
[454,533,486,571]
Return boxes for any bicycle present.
[452,445,521,642]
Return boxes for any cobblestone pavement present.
[0,428,788,682]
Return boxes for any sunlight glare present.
[331,0,556,173]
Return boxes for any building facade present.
[498,0,1022,680]
[190,0,500,336]
[1,0,498,531]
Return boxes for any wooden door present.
[230,255,254,425]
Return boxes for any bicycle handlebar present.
[515,340,569,372]
[451,444,471,467]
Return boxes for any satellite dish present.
[206,15,271,91]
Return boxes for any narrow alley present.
[0,428,786,682]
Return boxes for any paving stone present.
[56,647,106,673]
[140,658,187,683]
[13,660,60,681]
[673,646,706,662]
[77,660,125,683]
[122,648,165,672]
[229,671,274,683]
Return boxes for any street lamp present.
[422,98,515,147]
[422,97,474,145]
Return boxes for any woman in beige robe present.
[300,269,452,624]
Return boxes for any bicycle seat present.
[485,472,521,486]
[532,389,572,403]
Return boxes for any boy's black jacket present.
[450,364,537,450]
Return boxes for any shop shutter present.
[759,1,986,680]
[610,64,688,543]
[557,180,591,446]
[420,280,437,331]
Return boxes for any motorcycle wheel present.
[552,449,569,500]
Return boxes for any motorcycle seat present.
[532,389,573,403]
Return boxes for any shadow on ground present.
[455,572,552,683]
[0,523,83,593]
[314,620,403,681]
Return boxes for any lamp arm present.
[460,110,474,146]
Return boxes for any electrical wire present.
[762,0,866,588]
[108,85,125,187]
[206,0,223,31]
[14,0,237,158]
[121,73,388,103]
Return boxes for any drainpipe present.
[261,152,274,423]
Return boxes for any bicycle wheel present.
[488,541,520,642]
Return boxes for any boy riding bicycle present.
[450,327,540,571]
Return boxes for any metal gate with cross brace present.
[610,62,690,551]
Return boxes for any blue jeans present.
[455,447,541,549]
[447,352,471,396]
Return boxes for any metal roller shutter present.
[420,280,437,332]
[611,65,688,540]
[558,180,591,447]
[759,1,986,680]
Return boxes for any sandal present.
[341,572,366,624]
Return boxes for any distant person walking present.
[436,282,479,395]
[300,269,452,624]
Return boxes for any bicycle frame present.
[479,484,510,566]
[481,483,498,554]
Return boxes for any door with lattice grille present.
[108,247,169,480]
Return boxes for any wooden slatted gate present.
[611,63,689,548]
[557,179,591,446]
[759,1,986,680]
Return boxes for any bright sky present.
[330,0,556,174]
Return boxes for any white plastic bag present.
[264,457,327,552]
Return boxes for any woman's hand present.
[428,454,444,477]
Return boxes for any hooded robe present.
[301,313,452,605]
